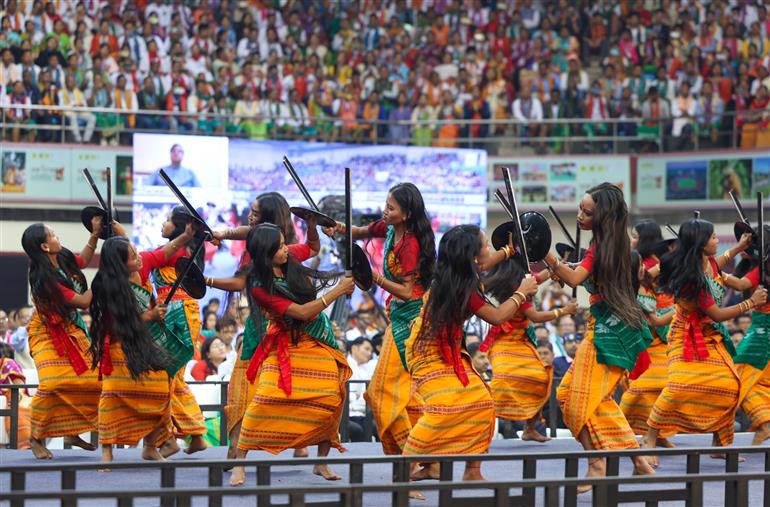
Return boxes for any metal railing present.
[2,103,767,155]
[1,445,768,507]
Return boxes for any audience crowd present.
[0,0,768,152]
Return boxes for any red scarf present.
[245,324,292,395]
[585,96,607,119]
[479,320,522,353]
[437,325,468,386]
[45,312,88,376]
[678,311,709,361]
[99,335,113,380]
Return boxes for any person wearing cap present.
[147,144,200,187]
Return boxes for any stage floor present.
[1,433,766,506]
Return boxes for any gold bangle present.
[509,294,523,305]
[723,251,732,261]
[321,295,329,307]
[514,290,527,301]
[85,242,96,250]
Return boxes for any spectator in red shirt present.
[191,336,227,381]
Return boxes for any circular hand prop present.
[81,206,120,240]
[651,238,677,258]
[734,221,760,259]
[555,242,587,262]
[174,257,207,299]
[491,212,552,263]
[351,244,373,291]
[289,207,338,228]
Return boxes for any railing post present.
[392,458,409,507]
[605,455,619,505]
[209,464,223,507]
[10,470,25,507]
[340,381,351,442]
[438,460,453,506]
[685,452,702,507]
[9,385,19,449]
[764,450,770,507]
[161,466,175,507]
[563,456,578,507]
[344,462,364,507]
[522,457,536,506]
[257,463,271,507]
[724,449,740,505]
[220,381,229,446]
[61,468,77,507]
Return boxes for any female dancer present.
[541,183,656,487]
[213,192,302,459]
[643,219,765,464]
[207,217,354,486]
[621,221,677,445]
[480,257,577,442]
[21,220,104,459]
[331,182,436,456]
[89,234,193,464]
[404,225,538,481]
[152,207,208,456]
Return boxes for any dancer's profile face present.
[248,200,260,226]
[630,227,639,250]
[382,194,406,226]
[577,194,594,230]
[126,243,142,273]
[271,233,289,266]
[477,231,490,261]
[41,225,62,256]
[161,213,175,238]
[704,231,719,256]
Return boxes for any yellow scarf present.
[114,89,135,128]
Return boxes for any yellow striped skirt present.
[170,369,206,437]
[738,362,770,431]
[620,337,674,436]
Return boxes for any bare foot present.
[752,423,770,445]
[99,445,113,472]
[230,466,246,487]
[641,435,659,468]
[577,459,606,494]
[656,437,676,448]
[632,456,656,476]
[521,428,551,443]
[141,446,166,461]
[64,435,97,451]
[410,462,440,481]
[462,466,485,481]
[160,439,181,458]
[409,490,427,500]
[313,464,342,480]
[30,437,53,460]
[293,447,309,458]
[709,453,745,462]
[184,435,208,455]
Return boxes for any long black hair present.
[586,183,644,328]
[659,219,714,302]
[482,255,527,302]
[245,224,338,342]
[389,182,436,288]
[21,223,87,318]
[635,219,663,260]
[200,335,223,375]
[630,250,642,294]
[89,237,168,379]
[418,225,483,342]
[257,192,297,245]
[168,206,206,267]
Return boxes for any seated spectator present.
[388,92,412,144]
[233,87,268,139]
[467,341,491,382]
[736,314,753,334]
[411,93,436,146]
[697,81,725,146]
[582,80,610,148]
[548,314,575,358]
[347,337,376,442]
[553,333,582,378]
[190,336,227,381]
[188,79,219,133]
[3,80,35,142]
[9,305,33,370]
[462,87,491,148]
[536,340,555,367]
[741,84,770,149]
[730,329,745,349]
[59,73,95,143]
[638,86,671,149]
[201,311,218,338]
[512,81,545,146]
[0,342,31,449]
[112,73,137,135]
[671,82,697,150]
[137,76,170,131]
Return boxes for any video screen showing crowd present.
[20,161,770,490]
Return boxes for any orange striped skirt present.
[98,342,173,446]
[620,337,674,436]
[557,331,638,450]
[224,356,257,436]
[364,326,422,454]
[647,322,739,446]
[28,313,101,439]
[738,362,770,431]
[238,336,351,454]
[488,330,552,421]
[170,369,206,437]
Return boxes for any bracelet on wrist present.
[514,290,527,301]
[321,295,329,307]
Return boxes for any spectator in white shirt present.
[512,82,545,142]
[58,73,95,142]
[346,337,377,442]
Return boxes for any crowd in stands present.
[0,0,768,152]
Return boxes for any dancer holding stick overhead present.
[643,217,765,464]
[540,183,656,489]
[326,182,436,458]
[21,219,105,459]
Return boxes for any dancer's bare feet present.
[293,447,309,458]
[641,434,659,468]
[656,437,675,448]
[410,462,440,481]
[30,437,53,459]
[230,466,246,487]
[752,422,770,445]
[313,464,342,480]
[141,446,166,461]
[409,490,427,500]
[64,435,97,451]
[632,456,656,476]
[461,462,485,481]
[184,435,208,455]
[160,439,181,458]
[521,427,551,443]
[709,434,744,461]
[577,458,606,494]
[99,445,113,472]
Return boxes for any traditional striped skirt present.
[224,355,258,436]
[620,337,674,436]
[738,362,770,431]
[647,319,739,446]
[169,369,206,437]
[28,313,101,439]
[557,324,638,450]
[487,329,552,421]
[98,341,173,446]
[238,336,351,454]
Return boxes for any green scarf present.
[704,273,736,357]
[590,300,653,371]
[57,268,88,335]
[383,225,424,369]
[240,309,267,360]
[734,311,770,369]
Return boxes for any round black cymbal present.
[651,238,677,258]
[290,207,337,228]
[734,221,759,258]
[555,242,587,261]
[351,244,373,291]
[491,212,552,263]
[81,206,120,240]
[174,256,207,299]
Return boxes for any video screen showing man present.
[147,144,200,187]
